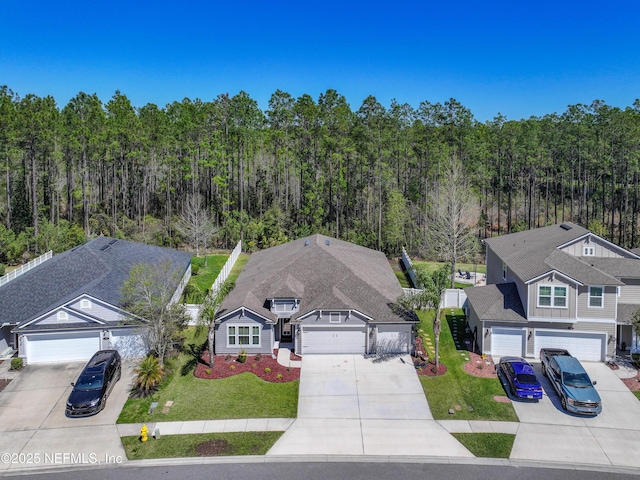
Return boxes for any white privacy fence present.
[186,240,242,325]
[0,250,53,287]
[401,247,420,288]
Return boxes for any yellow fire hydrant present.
[140,424,148,442]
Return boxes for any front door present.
[281,319,292,342]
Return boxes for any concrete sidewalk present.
[117,418,295,437]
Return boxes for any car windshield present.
[515,373,539,385]
[74,374,103,390]
[563,372,592,388]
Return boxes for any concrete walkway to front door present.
[268,354,473,457]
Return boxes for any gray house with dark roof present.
[0,237,191,364]
[466,222,640,362]
[215,234,416,356]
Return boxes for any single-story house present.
[215,234,416,356]
[0,237,191,364]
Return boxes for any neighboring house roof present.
[617,303,640,325]
[218,234,409,324]
[580,257,640,279]
[0,237,192,329]
[465,283,527,323]
[485,222,630,285]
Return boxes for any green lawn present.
[452,433,515,458]
[418,309,518,421]
[228,253,249,284]
[395,271,411,288]
[117,328,298,424]
[634,391,640,401]
[121,431,283,459]
[413,261,486,276]
[189,255,229,292]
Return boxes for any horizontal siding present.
[38,310,91,325]
[576,286,617,319]
[619,280,640,304]
[215,310,274,355]
[68,298,124,322]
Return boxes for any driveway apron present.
[268,354,472,457]
[0,362,134,472]
[510,361,640,468]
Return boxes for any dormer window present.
[502,262,507,280]
[57,311,68,322]
[583,246,595,256]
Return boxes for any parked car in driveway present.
[497,356,543,399]
[540,348,602,415]
[66,350,121,417]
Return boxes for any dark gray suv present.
[65,350,121,417]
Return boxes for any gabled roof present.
[0,237,192,327]
[465,283,527,323]
[484,222,627,285]
[218,234,408,324]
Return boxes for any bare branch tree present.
[198,279,235,367]
[175,193,217,257]
[427,155,479,288]
[121,261,190,365]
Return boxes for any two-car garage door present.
[301,326,366,354]
[25,331,100,364]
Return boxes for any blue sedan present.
[497,357,543,400]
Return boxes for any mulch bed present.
[412,335,447,376]
[193,351,300,382]
[289,351,302,361]
[622,374,640,392]
[463,352,497,379]
[0,379,11,393]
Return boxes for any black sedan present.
[66,350,121,417]
[497,356,543,400]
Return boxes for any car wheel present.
[560,395,567,411]
[541,363,547,377]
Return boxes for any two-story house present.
[465,222,640,362]
[214,234,417,357]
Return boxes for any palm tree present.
[133,355,164,396]
[198,279,235,367]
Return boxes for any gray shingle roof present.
[617,303,640,325]
[465,283,527,323]
[0,237,192,328]
[485,222,624,285]
[219,234,410,324]
[580,257,640,279]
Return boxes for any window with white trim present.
[588,286,604,308]
[227,325,261,346]
[57,311,68,321]
[538,285,567,308]
[329,312,340,323]
[583,246,595,256]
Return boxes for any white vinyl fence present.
[186,240,242,325]
[401,247,421,288]
[0,250,53,287]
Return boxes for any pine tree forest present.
[1,85,639,266]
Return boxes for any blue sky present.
[1,0,639,122]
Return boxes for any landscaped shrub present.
[237,348,247,363]
[264,367,271,374]
[276,373,283,379]
[132,355,164,397]
[255,353,262,361]
[10,357,23,370]
[191,264,200,276]
[0,263,5,276]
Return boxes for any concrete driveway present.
[268,354,472,457]
[0,361,135,472]
[510,361,640,468]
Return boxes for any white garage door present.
[110,329,147,358]
[534,330,605,361]
[376,325,411,354]
[25,331,100,364]
[491,327,525,358]
[302,326,366,354]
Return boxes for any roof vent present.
[325,239,330,246]
[100,239,119,251]
[560,223,572,230]
[304,240,310,246]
